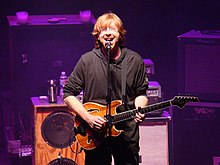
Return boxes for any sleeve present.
[135,58,149,96]
[63,57,85,99]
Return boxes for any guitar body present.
[75,100,123,150]
[75,96,199,150]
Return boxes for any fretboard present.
[112,100,172,124]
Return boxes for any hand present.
[86,114,106,130]
[134,112,145,124]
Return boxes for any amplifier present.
[171,102,220,165]
[177,30,220,102]
[139,118,170,165]
[147,81,161,98]
[147,81,162,105]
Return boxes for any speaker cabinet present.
[139,118,170,165]
[31,96,85,165]
[177,30,220,102]
[7,15,94,139]
[171,102,220,165]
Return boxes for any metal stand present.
[105,44,113,135]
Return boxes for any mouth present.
[105,38,114,42]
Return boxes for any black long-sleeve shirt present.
[64,47,148,108]
[64,47,149,154]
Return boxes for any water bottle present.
[59,71,67,99]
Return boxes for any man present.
[63,12,148,165]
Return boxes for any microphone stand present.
[105,42,112,137]
[58,151,63,165]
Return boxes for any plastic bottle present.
[59,71,67,99]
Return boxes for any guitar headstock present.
[171,96,199,108]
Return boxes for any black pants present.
[84,134,139,165]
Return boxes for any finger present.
[94,119,104,128]
[135,114,145,123]
[138,112,145,117]
[94,123,102,130]
[134,116,141,122]
[136,113,142,119]
[97,116,107,122]
[137,112,145,120]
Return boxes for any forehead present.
[100,21,118,29]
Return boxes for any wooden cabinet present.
[31,96,85,165]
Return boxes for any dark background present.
[1,1,220,165]
[1,0,220,99]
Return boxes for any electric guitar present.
[74,96,199,150]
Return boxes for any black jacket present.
[64,47,148,106]
[64,47,149,154]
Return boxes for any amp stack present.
[139,58,171,165]
[144,58,162,105]
[171,30,220,165]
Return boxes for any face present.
[98,22,120,50]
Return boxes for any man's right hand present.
[85,113,106,130]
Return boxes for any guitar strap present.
[121,53,128,110]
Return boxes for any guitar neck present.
[112,100,172,124]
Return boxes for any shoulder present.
[79,50,97,64]
[81,50,95,59]
[124,48,144,63]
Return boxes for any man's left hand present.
[134,112,145,123]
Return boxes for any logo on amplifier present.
[147,89,159,97]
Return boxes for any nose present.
[105,27,112,33]
[105,33,111,37]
